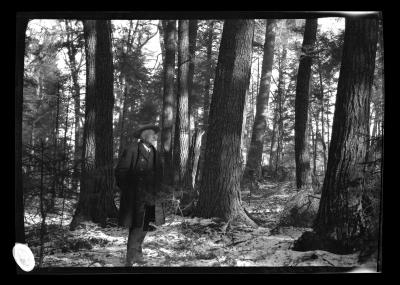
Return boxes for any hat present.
[133,123,161,138]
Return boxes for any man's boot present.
[126,248,144,266]
[125,227,147,266]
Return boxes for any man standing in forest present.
[115,123,166,266]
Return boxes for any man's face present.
[141,129,158,146]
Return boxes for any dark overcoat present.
[115,140,165,228]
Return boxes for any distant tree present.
[160,20,177,186]
[195,20,257,227]
[273,22,289,174]
[294,18,318,190]
[244,19,276,180]
[70,20,117,229]
[64,20,84,187]
[314,18,378,252]
[16,16,28,244]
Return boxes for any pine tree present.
[195,20,257,227]
[70,20,117,229]
[314,18,378,252]
[244,19,276,180]
[294,18,318,190]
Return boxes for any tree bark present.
[244,19,276,180]
[93,20,118,225]
[195,20,257,227]
[15,15,28,244]
[173,20,190,190]
[70,20,117,229]
[294,18,318,190]
[161,20,176,186]
[315,18,378,251]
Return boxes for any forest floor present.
[23,180,377,271]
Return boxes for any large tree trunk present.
[294,19,318,190]
[173,20,190,190]
[314,18,378,252]
[15,16,28,244]
[244,19,276,180]
[161,20,176,186]
[195,20,257,227]
[70,20,117,229]
[93,20,118,225]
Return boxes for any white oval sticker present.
[13,243,35,272]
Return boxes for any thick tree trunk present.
[15,16,28,244]
[294,19,317,190]
[93,20,118,225]
[70,20,117,229]
[195,20,257,227]
[70,19,97,230]
[161,20,176,186]
[244,19,276,180]
[174,20,190,190]
[314,18,378,251]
